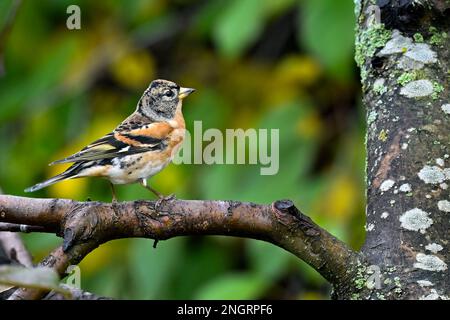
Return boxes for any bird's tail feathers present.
[24,164,81,193]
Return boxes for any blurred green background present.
[0,0,365,299]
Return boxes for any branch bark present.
[0,195,362,299]
[0,231,33,268]
[43,285,111,300]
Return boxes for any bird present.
[25,79,195,202]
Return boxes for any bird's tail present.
[24,163,82,193]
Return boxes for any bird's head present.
[138,79,195,120]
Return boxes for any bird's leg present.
[140,179,175,209]
[141,179,163,198]
[110,182,118,203]
[109,182,121,218]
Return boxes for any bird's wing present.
[50,122,172,165]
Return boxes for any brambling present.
[25,79,195,202]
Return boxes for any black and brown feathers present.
[25,79,195,195]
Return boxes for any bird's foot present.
[111,199,120,218]
[155,193,176,211]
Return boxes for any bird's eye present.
[164,90,174,98]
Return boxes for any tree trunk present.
[352,0,449,300]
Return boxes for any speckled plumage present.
[25,79,194,198]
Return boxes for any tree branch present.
[7,241,99,300]
[43,285,112,300]
[0,195,363,299]
[0,231,33,268]
[0,222,46,233]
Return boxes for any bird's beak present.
[178,87,196,99]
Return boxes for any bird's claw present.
[155,194,176,211]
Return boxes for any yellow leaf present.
[79,240,128,276]
[47,174,88,200]
[317,174,359,221]
[275,55,321,86]
[151,163,185,194]
[110,50,155,89]
[296,111,323,139]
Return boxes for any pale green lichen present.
[376,292,385,300]
[353,263,368,290]
[373,79,387,95]
[368,110,378,124]
[381,30,437,66]
[441,104,450,114]
[429,27,448,46]
[431,81,444,100]
[400,208,433,233]
[414,253,448,271]
[400,79,433,98]
[355,277,365,289]
[393,276,403,295]
[397,72,417,86]
[351,293,360,300]
[413,33,424,43]
[355,23,392,82]
[354,0,361,18]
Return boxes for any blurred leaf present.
[274,55,321,88]
[299,0,355,79]
[0,265,69,296]
[200,101,318,203]
[296,259,326,286]
[323,173,359,220]
[263,0,296,16]
[213,0,265,58]
[78,239,128,276]
[194,272,269,300]
[0,37,76,121]
[193,0,227,37]
[0,0,15,30]
[298,291,328,300]
[151,163,185,195]
[82,263,126,298]
[171,240,233,299]
[110,50,155,89]
[247,240,291,279]
[21,233,60,262]
[128,238,185,299]
[118,0,167,24]
[132,12,178,45]
[184,88,232,131]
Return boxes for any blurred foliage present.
[0,0,364,299]
[0,265,69,296]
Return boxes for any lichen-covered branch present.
[0,194,362,299]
